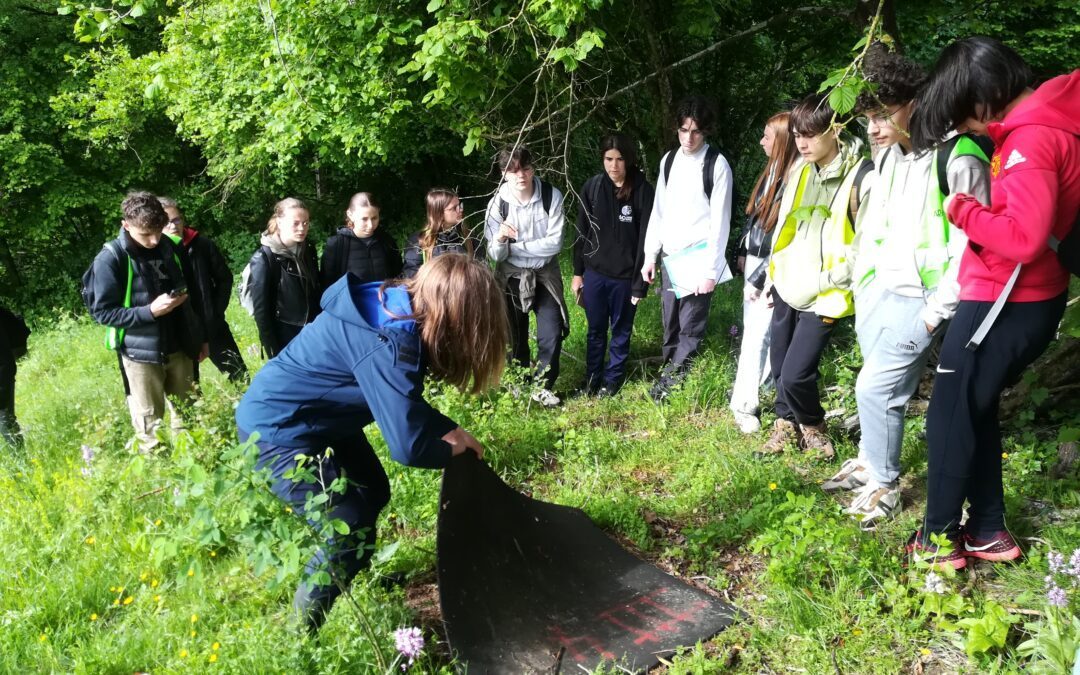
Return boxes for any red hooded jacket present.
[947,70,1080,302]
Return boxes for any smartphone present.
[169,286,188,298]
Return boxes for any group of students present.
[728,38,1078,570]
[75,35,1077,627]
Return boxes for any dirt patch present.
[402,577,452,662]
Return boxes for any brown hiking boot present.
[799,423,835,460]
[760,418,799,455]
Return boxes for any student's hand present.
[765,284,775,309]
[150,292,187,318]
[695,279,717,295]
[496,222,518,243]
[571,275,584,295]
[198,342,209,362]
[942,193,965,224]
[641,262,655,284]
[630,296,642,306]
[443,426,484,459]
[737,255,746,274]
[744,284,761,303]
[925,321,936,336]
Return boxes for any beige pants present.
[121,352,195,452]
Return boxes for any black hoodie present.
[320,227,403,288]
[573,168,655,298]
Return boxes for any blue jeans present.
[583,269,637,391]
[242,429,391,628]
[854,288,936,485]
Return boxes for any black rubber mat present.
[437,453,739,673]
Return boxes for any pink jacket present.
[947,70,1080,302]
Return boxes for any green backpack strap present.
[103,240,134,350]
[936,133,992,196]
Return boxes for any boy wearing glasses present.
[641,95,734,401]
[160,196,247,381]
[825,47,991,529]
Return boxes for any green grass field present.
[2,278,1078,674]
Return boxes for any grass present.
[2,274,1079,673]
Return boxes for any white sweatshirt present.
[484,176,565,269]
[642,143,734,283]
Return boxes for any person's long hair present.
[745,112,798,233]
[389,254,507,394]
[910,37,1032,152]
[420,188,473,257]
[599,133,638,201]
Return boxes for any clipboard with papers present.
[661,241,733,298]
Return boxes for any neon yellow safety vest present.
[770,162,862,319]
[857,136,989,292]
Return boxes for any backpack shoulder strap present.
[540,180,553,214]
[848,159,875,227]
[935,134,965,197]
[498,196,509,221]
[662,150,676,187]
[703,145,721,198]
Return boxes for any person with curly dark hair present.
[824,45,991,532]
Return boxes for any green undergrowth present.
[2,281,1079,673]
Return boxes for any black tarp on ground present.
[437,454,739,673]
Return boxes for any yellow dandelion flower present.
[140,572,149,581]
[212,642,220,651]
[191,614,198,624]
[39,633,47,642]
[187,568,195,577]
[920,648,931,656]
[151,579,159,588]
[113,599,120,606]
[109,586,117,592]
[768,482,777,491]
[191,630,197,638]
[210,551,216,558]
[209,653,218,663]
[154,595,162,603]
[123,596,134,606]
[179,649,188,658]
[154,519,162,527]
[852,628,863,636]
[285,506,292,514]
[1001,452,1009,459]
[84,536,95,545]
[90,613,98,621]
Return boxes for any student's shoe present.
[844,481,900,531]
[649,375,678,402]
[759,418,798,455]
[905,530,967,571]
[962,530,1022,562]
[531,388,561,408]
[733,411,761,434]
[597,386,616,398]
[798,423,835,460]
[822,458,870,493]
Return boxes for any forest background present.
[2,0,1080,672]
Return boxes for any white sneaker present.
[531,388,561,407]
[733,411,761,434]
[845,481,901,531]
[822,458,870,493]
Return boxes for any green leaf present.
[332,519,351,535]
[426,0,444,12]
[829,84,858,116]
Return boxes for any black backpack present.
[80,240,126,315]
[662,145,722,198]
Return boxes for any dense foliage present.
[4,0,1077,314]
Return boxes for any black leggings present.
[923,294,1066,537]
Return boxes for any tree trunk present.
[1000,337,1080,420]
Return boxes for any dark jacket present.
[740,172,786,290]
[248,240,321,356]
[87,230,205,364]
[177,228,233,336]
[320,227,403,288]
[402,229,481,279]
[235,275,458,467]
[573,168,654,298]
